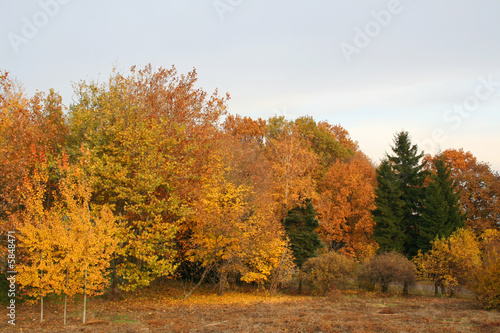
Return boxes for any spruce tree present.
[373,131,427,258]
[418,155,465,252]
[283,198,322,268]
[372,160,405,252]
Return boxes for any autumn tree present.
[14,156,117,323]
[317,152,377,259]
[55,160,118,323]
[186,148,287,297]
[469,229,500,309]
[418,155,465,252]
[414,228,481,296]
[0,71,67,220]
[68,65,228,291]
[293,117,353,179]
[264,116,319,223]
[428,149,500,233]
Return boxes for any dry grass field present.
[2,283,500,332]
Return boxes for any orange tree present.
[426,149,500,233]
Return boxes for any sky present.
[2,0,500,171]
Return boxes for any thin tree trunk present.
[64,269,69,325]
[40,294,44,323]
[184,264,213,299]
[40,217,44,324]
[269,250,287,295]
[403,281,409,295]
[83,269,87,324]
[111,258,119,297]
[218,270,228,296]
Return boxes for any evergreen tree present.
[418,155,465,252]
[372,160,405,252]
[388,131,427,257]
[283,199,322,268]
[372,131,427,257]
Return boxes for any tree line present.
[1,66,500,312]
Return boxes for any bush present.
[358,252,416,294]
[301,251,357,295]
[469,237,500,309]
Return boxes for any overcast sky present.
[2,0,500,171]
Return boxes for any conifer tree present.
[388,131,427,257]
[283,199,322,268]
[372,160,405,252]
[418,155,465,252]
[372,131,427,257]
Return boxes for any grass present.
[1,281,500,332]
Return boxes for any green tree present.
[419,155,465,252]
[372,160,405,252]
[283,199,322,269]
[386,131,427,257]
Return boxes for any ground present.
[2,283,500,332]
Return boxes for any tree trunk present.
[184,264,213,299]
[403,281,409,295]
[64,269,69,325]
[218,270,228,296]
[269,250,287,295]
[111,258,120,298]
[83,270,87,324]
[40,295,44,323]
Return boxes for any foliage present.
[283,199,323,269]
[68,65,228,291]
[264,116,319,223]
[187,148,288,296]
[419,155,465,252]
[14,158,118,302]
[0,71,67,220]
[414,228,481,296]
[358,252,416,293]
[385,131,427,258]
[317,152,377,260]
[372,160,405,253]
[428,149,500,233]
[468,229,500,309]
[301,251,357,295]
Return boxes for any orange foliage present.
[426,149,500,232]
[317,153,377,259]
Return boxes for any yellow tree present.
[414,228,481,296]
[265,116,319,223]
[186,147,288,297]
[15,156,118,324]
[56,160,118,323]
[14,164,64,323]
